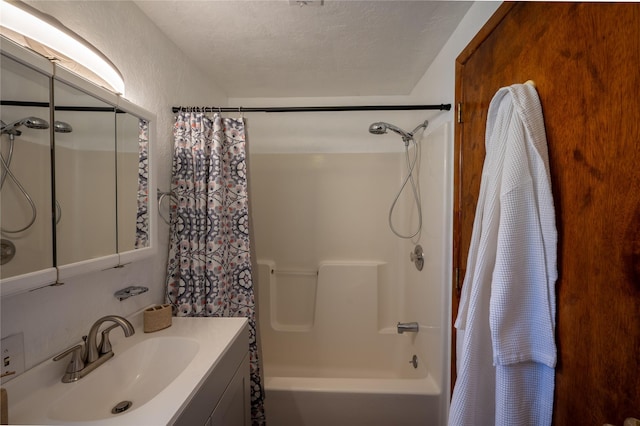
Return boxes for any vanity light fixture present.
[0,0,125,95]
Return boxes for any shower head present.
[54,121,73,133]
[1,116,50,135]
[368,122,390,135]
[369,122,412,140]
[369,120,428,145]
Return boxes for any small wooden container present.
[143,304,172,333]
[1,387,8,425]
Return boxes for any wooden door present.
[453,3,640,424]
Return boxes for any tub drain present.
[112,400,133,414]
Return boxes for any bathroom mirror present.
[116,109,150,253]
[53,77,118,267]
[0,52,54,281]
[0,38,155,296]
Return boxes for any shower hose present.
[388,136,422,240]
[1,134,37,233]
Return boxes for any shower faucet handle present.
[410,245,424,271]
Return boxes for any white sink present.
[4,312,248,425]
[47,336,199,422]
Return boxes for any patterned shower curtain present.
[166,111,266,424]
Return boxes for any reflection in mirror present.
[1,41,154,295]
[0,54,53,278]
[53,79,117,266]
[116,112,149,252]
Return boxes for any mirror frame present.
[0,38,156,297]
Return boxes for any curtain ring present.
[238,106,244,119]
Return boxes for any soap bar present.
[143,304,172,333]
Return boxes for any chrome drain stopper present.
[112,400,133,414]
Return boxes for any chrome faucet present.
[53,315,135,383]
[85,315,135,362]
[397,321,419,334]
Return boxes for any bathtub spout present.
[397,322,419,334]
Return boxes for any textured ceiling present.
[135,0,472,98]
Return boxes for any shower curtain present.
[166,111,265,424]
[135,119,149,248]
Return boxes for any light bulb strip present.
[0,0,125,95]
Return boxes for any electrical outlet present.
[1,332,25,383]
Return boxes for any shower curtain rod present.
[3,101,451,114]
[171,104,451,113]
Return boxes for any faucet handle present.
[99,323,119,354]
[53,345,85,382]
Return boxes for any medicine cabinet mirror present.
[0,53,54,280]
[0,38,155,296]
[53,78,117,267]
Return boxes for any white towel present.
[449,83,557,426]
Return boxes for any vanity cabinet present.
[173,325,250,426]
[3,316,248,425]
[207,354,250,426]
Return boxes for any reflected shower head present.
[54,121,73,133]
[1,116,50,135]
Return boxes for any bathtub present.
[257,261,444,426]
[264,369,441,426]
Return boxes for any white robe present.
[449,83,557,426]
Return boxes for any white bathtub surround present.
[259,261,442,377]
[249,122,452,425]
[258,261,441,425]
[450,85,557,425]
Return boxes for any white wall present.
[1,0,226,371]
